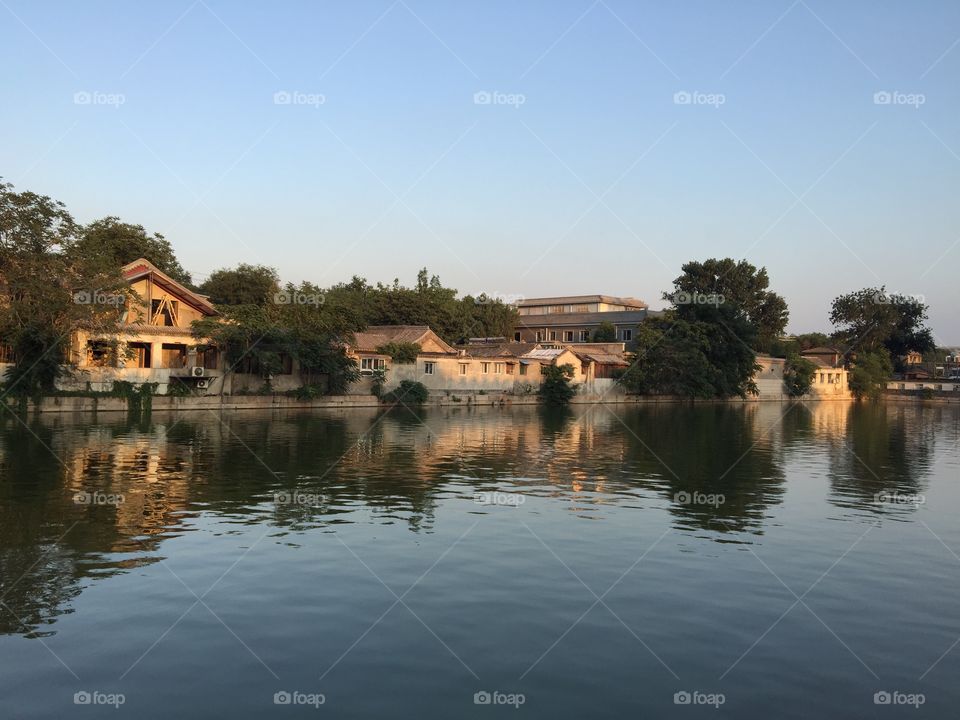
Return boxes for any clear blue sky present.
[3,1,958,341]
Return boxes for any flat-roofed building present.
[514,294,653,346]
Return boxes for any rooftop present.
[517,294,647,309]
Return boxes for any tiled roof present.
[350,325,456,354]
[122,258,217,316]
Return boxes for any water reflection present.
[0,401,956,637]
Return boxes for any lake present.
[0,401,958,718]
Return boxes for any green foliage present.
[289,383,326,400]
[591,322,617,342]
[621,305,759,399]
[830,287,934,366]
[540,363,576,405]
[784,354,817,397]
[382,380,428,405]
[198,264,280,306]
[375,342,420,364]
[370,369,386,398]
[0,181,133,398]
[70,216,193,286]
[166,378,192,396]
[848,350,893,400]
[667,258,789,352]
[323,269,518,344]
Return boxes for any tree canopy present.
[198,264,280,306]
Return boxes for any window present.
[459,363,468,375]
[506,363,514,375]
[819,373,824,383]
[514,332,521,341]
[519,364,527,376]
[573,304,590,313]
[551,305,566,314]
[150,298,180,327]
[129,342,151,368]
[579,330,589,342]
[0,344,14,363]
[535,331,544,342]
[549,331,557,341]
[481,362,490,373]
[563,331,574,342]
[361,357,386,371]
[620,328,633,341]
[200,347,218,370]
[160,344,187,369]
[424,361,435,375]
[87,340,114,367]
[494,362,504,374]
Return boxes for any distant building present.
[800,347,852,399]
[514,295,653,346]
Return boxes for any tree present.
[668,258,788,351]
[71,217,193,286]
[784,354,817,397]
[829,287,935,368]
[376,342,420,364]
[198,264,279,306]
[848,349,893,400]
[591,321,617,342]
[621,305,759,399]
[540,363,576,405]
[0,182,131,397]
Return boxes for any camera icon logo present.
[473,91,492,105]
[675,491,691,504]
[673,91,691,105]
[674,691,692,704]
[874,691,891,705]
[274,690,292,705]
[474,691,492,705]
[74,691,92,704]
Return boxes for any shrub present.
[382,380,428,405]
[289,384,325,400]
[540,364,576,405]
[784,354,817,397]
[849,350,893,400]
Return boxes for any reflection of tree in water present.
[614,403,792,537]
[826,403,935,516]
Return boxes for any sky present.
[2,1,958,342]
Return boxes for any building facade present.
[514,295,653,347]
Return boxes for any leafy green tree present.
[621,306,759,399]
[0,182,131,397]
[540,363,576,405]
[71,217,193,286]
[591,321,617,342]
[829,287,934,367]
[784,354,817,397]
[668,258,788,351]
[198,264,280,306]
[848,349,893,400]
[382,380,428,405]
[793,332,831,350]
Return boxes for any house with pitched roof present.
[800,347,852,399]
[62,258,221,393]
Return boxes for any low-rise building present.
[801,347,852,399]
[514,295,653,346]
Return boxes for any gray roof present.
[518,294,647,309]
[517,309,649,327]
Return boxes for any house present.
[562,343,630,379]
[514,295,653,346]
[63,258,220,394]
[800,347,852,399]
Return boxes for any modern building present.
[514,295,653,346]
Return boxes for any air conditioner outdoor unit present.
[190,366,205,377]
[196,379,210,389]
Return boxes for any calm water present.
[0,402,958,718]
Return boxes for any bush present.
[849,350,893,400]
[540,364,576,405]
[288,384,325,400]
[382,380,428,405]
